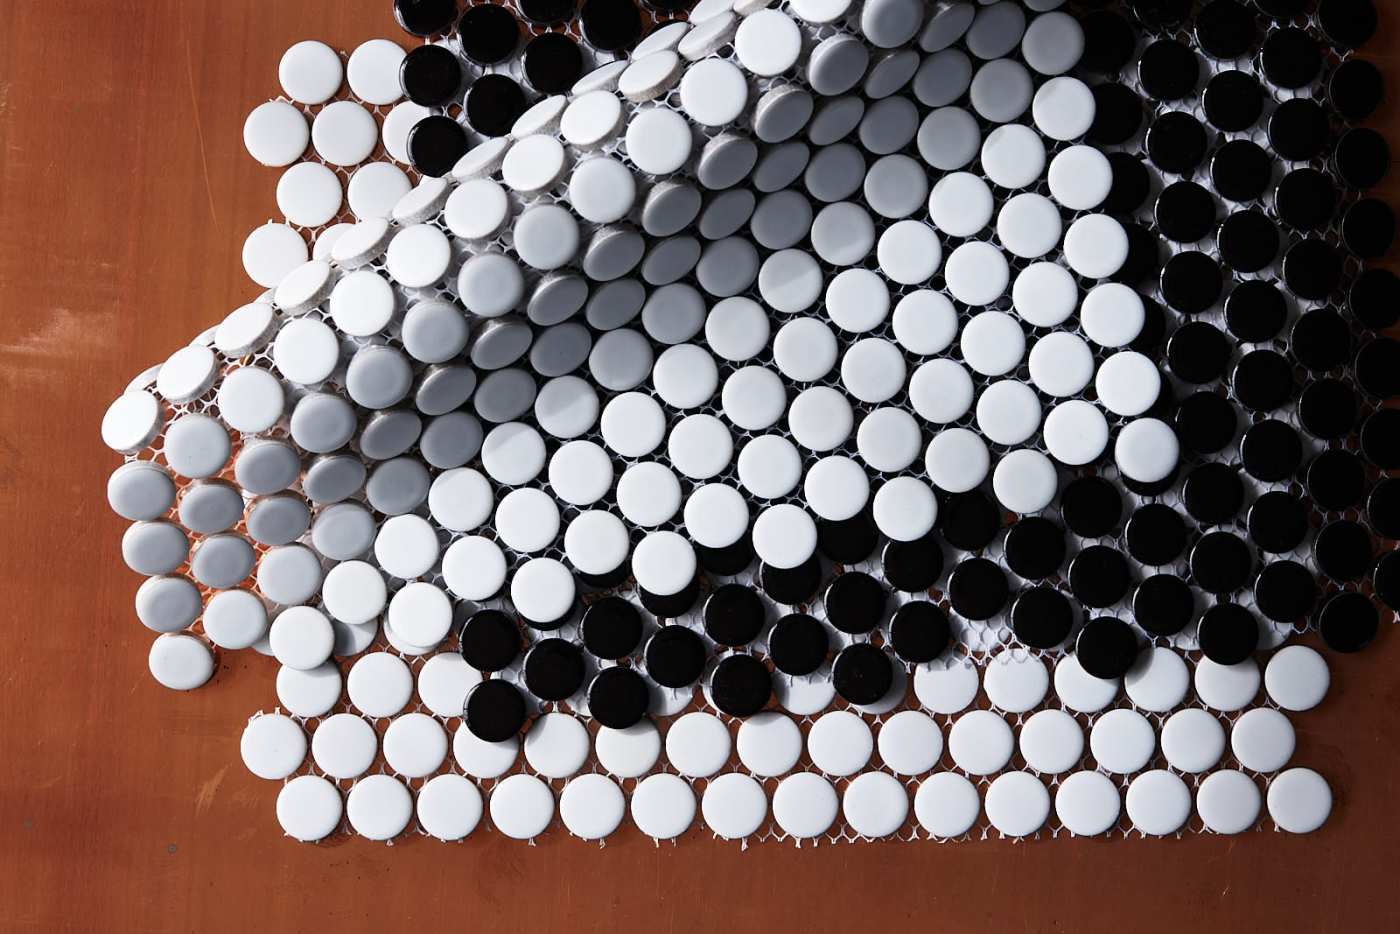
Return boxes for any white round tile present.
[1196,770,1261,835]
[808,710,873,777]
[1019,709,1084,775]
[878,710,943,776]
[557,772,624,840]
[773,773,839,839]
[277,775,342,842]
[631,773,697,841]
[985,771,1049,837]
[489,774,555,840]
[1055,770,1121,836]
[702,772,769,839]
[948,709,1014,776]
[1264,646,1330,712]
[914,772,981,838]
[1126,770,1191,836]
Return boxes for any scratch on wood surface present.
[193,765,228,817]
[0,307,110,387]
[181,29,219,227]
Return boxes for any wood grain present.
[0,2,1398,931]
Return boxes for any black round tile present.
[1368,478,1400,540]
[947,557,1008,621]
[710,654,771,717]
[1316,0,1378,49]
[1218,210,1279,273]
[1204,69,1264,131]
[1088,83,1144,146]
[1374,551,1400,610]
[1361,409,1400,469]
[831,644,893,706]
[1254,560,1319,623]
[1282,239,1343,301]
[1258,26,1321,89]
[1011,586,1075,650]
[1350,267,1400,330]
[1162,253,1223,317]
[1112,222,1164,288]
[464,73,527,137]
[639,577,698,618]
[760,555,822,605]
[522,31,584,95]
[1355,337,1400,400]
[1185,463,1246,525]
[881,533,944,592]
[406,114,470,178]
[1241,419,1303,482]
[580,596,643,660]
[1268,98,1330,162]
[395,0,457,36]
[1126,503,1188,565]
[1139,39,1199,100]
[1178,395,1242,457]
[1341,198,1396,259]
[1247,490,1310,553]
[1275,168,1337,232]
[1060,476,1122,538]
[1069,545,1131,609]
[768,613,830,675]
[1190,531,1255,594]
[1197,602,1260,665]
[1004,517,1066,580]
[1167,321,1230,382]
[938,491,1001,552]
[1297,377,1357,439]
[579,0,643,52]
[1316,519,1374,582]
[1133,574,1196,636]
[457,3,520,65]
[523,637,585,701]
[464,679,527,741]
[588,665,650,728]
[888,602,950,664]
[1329,58,1384,123]
[1232,349,1295,412]
[823,572,887,635]
[578,562,630,591]
[1155,181,1216,243]
[1318,591,1380,653]
[1210,139,1272,203]
[1080,11,1138,74]
[817,512,879,565]
[399,44,463,107]
[1105,151,1152,214]
[459,608,521,671]
[1147,111,1209,175]
[644,624,707,687]
[1075,617,1140,679]
[1307,449,1366,512]
[1334,127,1390,189]
[1195,0,1259,59]
[696,537,753,576]
[703,583,766,646]
[1225,280,1287,343]
[518,0,576,24]
[1130,295,1169,353]
[1291,307,1352,372]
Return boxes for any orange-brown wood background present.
[1,2,1399,931]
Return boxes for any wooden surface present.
[1,2,1399,931]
